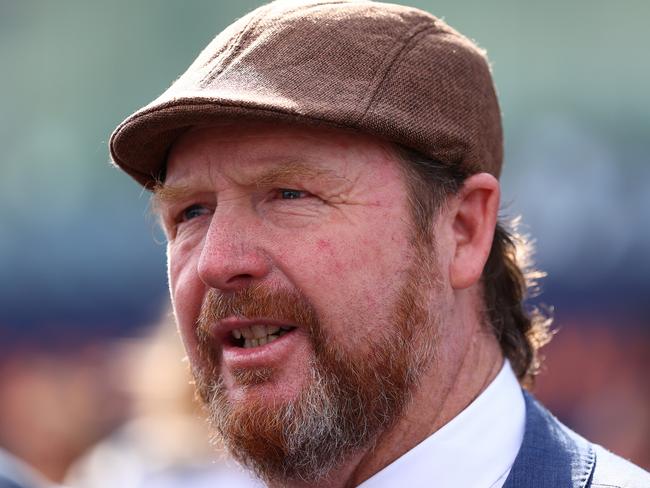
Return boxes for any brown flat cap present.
[110,0,502,188]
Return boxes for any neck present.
[350,330,503,486]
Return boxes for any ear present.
[448,173,500,289]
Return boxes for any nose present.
[197,209,271,292]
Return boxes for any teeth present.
[233,325,295,348]
[252,325,267,339]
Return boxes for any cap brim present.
[109,97,353,189]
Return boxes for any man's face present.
[157,122,444,482]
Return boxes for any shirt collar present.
[359,360,525,488]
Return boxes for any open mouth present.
[228,325,296,349]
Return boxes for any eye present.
[180,204,210,222]
[278,189,308,199]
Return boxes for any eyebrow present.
[151,161,335,210]
[254,160,334,186]
[151,183,194,213]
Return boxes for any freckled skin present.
[316,239,331,252]
[159,121,504,487]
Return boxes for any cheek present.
[167,240,205,365]
[281,224,413,338]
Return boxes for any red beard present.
[193,259,437,484]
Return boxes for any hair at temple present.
[394,145,554,387]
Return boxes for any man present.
[109,1,650,486]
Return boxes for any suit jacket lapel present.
[503,392,596,488]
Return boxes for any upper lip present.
[211,316,298,344]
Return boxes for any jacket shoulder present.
[504,392,650,488]
[590,444,650,488]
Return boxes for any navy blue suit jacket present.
[503,392,650,487]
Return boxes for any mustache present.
[197,285,320,335]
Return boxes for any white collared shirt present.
[359,360,526,488]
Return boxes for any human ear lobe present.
[448,173,500,289]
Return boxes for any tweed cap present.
[109,0,503,188]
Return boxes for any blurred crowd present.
[0,307,261,488]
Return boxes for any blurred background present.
[1,0,648,485]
